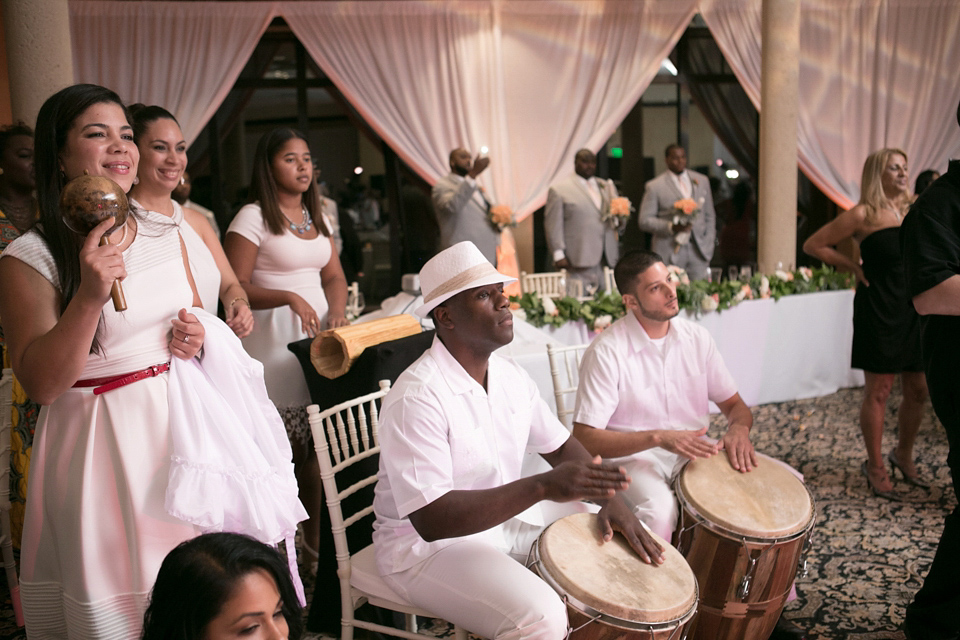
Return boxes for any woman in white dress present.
[224,127,349,574]
[127,104,253,337]
[0,84,207,638]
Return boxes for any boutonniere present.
[692,177,699,187]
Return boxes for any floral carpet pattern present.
[0,385,951,640]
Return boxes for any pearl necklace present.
[286,206,312,234]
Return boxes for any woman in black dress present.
[804,148,928,500]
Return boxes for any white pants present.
[618,448,687,541]
[382,514,579,640]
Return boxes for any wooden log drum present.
[529,513,698,640]
[673,453,814,640]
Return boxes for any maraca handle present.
[99,236,127,312]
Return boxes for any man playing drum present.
[573,249,806,640]
[372,241,665,640]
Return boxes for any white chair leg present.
[405,613,419,633]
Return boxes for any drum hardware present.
[796,532,814,579]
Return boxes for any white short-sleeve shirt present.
[574,313,738,450]
[373,336,571,576]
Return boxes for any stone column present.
[756,0,799,272]
[2,0,73,127]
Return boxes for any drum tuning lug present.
[797,559,809,579]
[737,576,751,599]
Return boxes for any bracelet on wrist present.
[229,296,250,310]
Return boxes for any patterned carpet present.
[0,384,952,639]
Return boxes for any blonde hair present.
[859,148,912,224]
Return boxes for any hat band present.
[423,262,501,305]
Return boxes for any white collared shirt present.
[577,175,603,210]
[373,336,570,575]
[450,173,489,208]
[670,170,693,199]
[574,313,737,459]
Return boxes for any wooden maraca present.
[59,172,129,311]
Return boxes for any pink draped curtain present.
[282,0,697,219]
[701,0,960,210]
[70,1,277,146]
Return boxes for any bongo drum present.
[673,453,815,640]
[529,513,698,640]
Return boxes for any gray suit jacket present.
[432,173,500,265]
[544,176,620,269]
[638,170,716,262]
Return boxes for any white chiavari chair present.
[308,380,468,640]
[545,344,590,430]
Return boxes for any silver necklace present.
[286,206,312,234]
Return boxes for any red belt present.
[73,363,170,395]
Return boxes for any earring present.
[180,176,185,186]
[133,176,139,185]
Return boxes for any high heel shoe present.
[888,450,931,489]
[861,461,902,501]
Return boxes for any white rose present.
[774,269,794,282]
[542,296,558,316]
[701,295,719,312]
[799,267,813,281]
[759,276,770,298]
[593,314,613,331]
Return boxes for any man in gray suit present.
[432,148,500,265]
[638,144,716,278]
[544,149,622,292]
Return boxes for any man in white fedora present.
[372,241,664,640]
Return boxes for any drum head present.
[538,513,697,624]
[678,453,812,538]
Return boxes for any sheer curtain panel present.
[701,0,960,210]
[282,0,697,219]
[70,1,277,146]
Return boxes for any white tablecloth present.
[501,289,864,416]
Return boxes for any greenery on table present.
[509,266,855,330]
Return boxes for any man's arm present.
[543,186,568,266]
[913,276,960,315]
[716,393,757,472]
[572,422,718,460]
[696,175,717,252]
[432,177,479,220]
[407,441,632,542]
[637,180,672,237]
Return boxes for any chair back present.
[546,344,589,429]
[308,380,391,571]
[521,270,582,299]
[0,368,22,626]
[604,266,618,294]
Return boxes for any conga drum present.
[529,513,698,640]
[673,453,815,640]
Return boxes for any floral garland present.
[510,266,855,330]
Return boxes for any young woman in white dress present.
[224,127,349,574]
[127,104,253,337]
[0,84,208,638]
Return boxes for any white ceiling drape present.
[281,0,697,219]
[70,1,277,146]
[701,0,960,210]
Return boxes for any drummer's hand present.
[78,218,127,303]
[596,500,665,565]
[658,427,718,460]
[720,424,758,472]
[170,308,205,360]
[225,300,254,339]
[540,455,629,502]
[289,294,321,337]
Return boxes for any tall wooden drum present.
[673,453,815,640]
[529,513,698,640]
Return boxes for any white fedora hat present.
[415,241,516,318]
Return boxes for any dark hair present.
[127,104,180,145]
[141,532,303,640]
[665,143,684,157]
[249,127,328,237]
[614,249,664,294]
[915,169,940,195]
[34,84,132,353]
[0,122,33,158]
